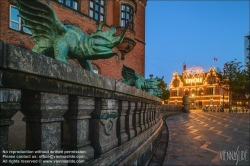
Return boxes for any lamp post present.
[219,81,228,112]
[245,93,250,110]
[191,94,195,109]
[222,93,224,112]
[219,82,223,112]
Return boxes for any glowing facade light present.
[169,66,229,109]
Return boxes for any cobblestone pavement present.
[163,110,250,166]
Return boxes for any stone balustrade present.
[0,41,185,165]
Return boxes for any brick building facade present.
[169,65,229,109]
[0,0,146,79]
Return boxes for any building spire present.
[183,63,186,71]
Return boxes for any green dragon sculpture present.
[16,0,130,72]
[121,65,163,97]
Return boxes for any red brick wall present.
[0,1,35,49]
[0,0,146,79]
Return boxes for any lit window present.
[173,79,179,87]
[172,90,178,96]
[121,4,134,29]
[198,89,204,95]
[58,0,78,10]
[208,88,214,95]
[89,0,105,21]
[10,5,31,34]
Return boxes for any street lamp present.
[191,94,195,109]
[219,81,227,112]
[245,93,250,110]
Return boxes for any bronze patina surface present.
[122,65,162,96]
[16,0,130,72]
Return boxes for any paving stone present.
[164,110,250,165]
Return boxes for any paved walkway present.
[163,110,250,166]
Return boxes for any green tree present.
[157,78,170,100]
[242,60,250,94]
[222,59,250,94]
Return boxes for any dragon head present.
[86,22,131,59]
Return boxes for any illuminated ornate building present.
[169,65,229,109]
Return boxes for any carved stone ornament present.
[100,118,116,136]
[116,37,136,60]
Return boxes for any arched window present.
[121,4,134,29]
[198,88,204,95]
[184,89,189,95]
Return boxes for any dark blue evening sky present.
[145,0,249,88]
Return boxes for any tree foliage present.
[220,59,250,95]
[157,78,170,100]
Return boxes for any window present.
[172,90,178,96]
[58,0,78,10]
[89,0,105,21]
[208,88,214,95]
[92,63,100,74]
[191,89,196,95]
[10,5,31,34]
[198,89,204,95]
[173,79,179,87]
[208,76,216,84]
[121,4,134,29]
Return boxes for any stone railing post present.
[21,91,68,151]
[144,103,150,129]
[132,102,142,136]
[62,96,94,163]
[158,105,162,117]
[151,104,156,125]
[155,105,160,122]
[148,103,152,128]
[90,99,118,155]
[125,101,135,140]
[117,101,128,145]
[0,89,21,163]
[182,95,190,113]
[140,103,146,132]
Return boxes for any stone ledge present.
[0,41,161,102]
[2,42,116,91]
